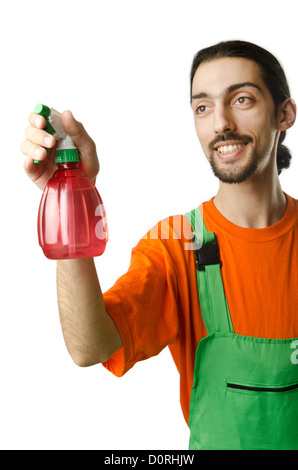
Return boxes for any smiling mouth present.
[216,143,247,154]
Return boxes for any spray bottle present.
[35,104,108,260]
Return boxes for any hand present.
[21,110,100,190]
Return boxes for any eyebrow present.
[191,82,262,102]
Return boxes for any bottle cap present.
[55,148,80,163]
[56,136,79,163]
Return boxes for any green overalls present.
[185,208,298,450]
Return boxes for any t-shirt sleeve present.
[102,223,179,377]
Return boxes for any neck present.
[213,168,287,229]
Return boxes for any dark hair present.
[190,40,292,174]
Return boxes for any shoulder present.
[285,193,298,225]
[130,213,196,270]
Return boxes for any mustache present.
[209,133,253,151]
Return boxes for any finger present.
[28,112,47,129]
[23,156,44,176]
[20,139,48,161]
[61,110,97,156]
[25,126,56,148]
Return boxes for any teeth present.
[217,144,246,154]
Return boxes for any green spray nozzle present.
[33,104,79,164]
[33,104,57,163]
[34,103,51,118]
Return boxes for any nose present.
[213,103,236,134]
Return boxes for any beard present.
[209,148,259,184]
[208,133,258,184]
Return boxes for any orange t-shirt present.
[103,193,298,424]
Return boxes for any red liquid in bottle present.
[38,162,108,259]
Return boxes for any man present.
[21,40,298,449]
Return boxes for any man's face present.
[191,57,279,184]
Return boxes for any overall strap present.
[185,207,234,335]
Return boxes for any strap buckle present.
[193,234,222,271]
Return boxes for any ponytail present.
[277,131,292,175]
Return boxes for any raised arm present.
[21,109,122,366]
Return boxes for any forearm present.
[56,257,122,367]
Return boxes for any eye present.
[195,104,210,114]
[235,96,252,105]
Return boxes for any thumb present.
[60,110,99,177]
[61,110,97,158]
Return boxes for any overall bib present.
[185,208,298,450]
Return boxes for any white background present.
[0,0,297,450]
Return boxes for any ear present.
[278,97,296,131]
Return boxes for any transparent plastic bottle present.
[36,104,108,260]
